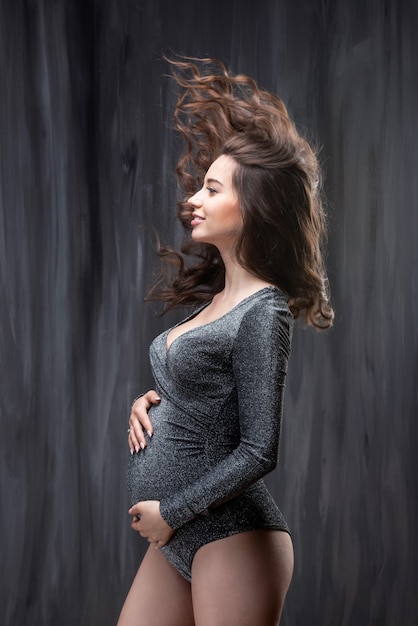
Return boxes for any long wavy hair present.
[148,57,334,329]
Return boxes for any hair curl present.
[148,57,334,329]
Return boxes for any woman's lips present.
[191,215,205,226]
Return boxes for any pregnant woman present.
[117,57,333,626]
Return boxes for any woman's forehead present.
[205,155,236,183]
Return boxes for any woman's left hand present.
[129,500,174,548]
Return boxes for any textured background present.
[0,0,417,624]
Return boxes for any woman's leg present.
[117,545,195,626]
[191,530,293,626]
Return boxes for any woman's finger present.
[127,391,161,453]
[133,391,161,436]
[128,426,145,454]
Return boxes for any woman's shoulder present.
[235,287,293,352]
[241,286,291,316]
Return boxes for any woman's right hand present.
[128,390,161,454]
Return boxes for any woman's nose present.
[188,189,203,206]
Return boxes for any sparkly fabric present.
[127,286,293,581]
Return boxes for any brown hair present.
[149,57,334,329]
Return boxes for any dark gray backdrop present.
[1,0,417,624]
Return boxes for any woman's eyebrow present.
[205,177,223,186]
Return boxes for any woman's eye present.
[207,187,217,194]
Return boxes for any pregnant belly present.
[126,399,209,506]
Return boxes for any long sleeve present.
[159,300,293,530]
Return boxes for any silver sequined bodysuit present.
[127,286,293,581]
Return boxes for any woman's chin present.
[191,230,208,243]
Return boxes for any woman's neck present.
[217,253,273,304]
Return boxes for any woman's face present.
[188,155,243,251]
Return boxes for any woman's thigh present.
[191,530,294,626]
[117,545,195,626]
